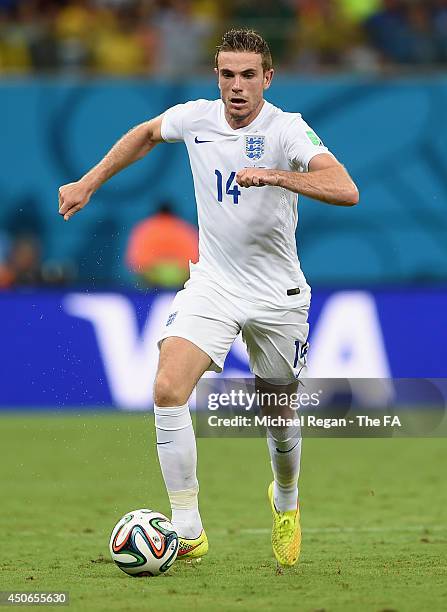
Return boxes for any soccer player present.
[58,29,359,567]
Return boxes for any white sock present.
[154,403,203,539]
[267,424,301,512]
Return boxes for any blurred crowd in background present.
[1,0,447,76]
[0,200,198,290]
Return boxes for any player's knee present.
[153,373,187,407]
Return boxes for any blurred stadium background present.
[1,0,447,409]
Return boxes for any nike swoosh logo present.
[194,136,213,144]
[157,441,173,445]
[276,440,300,454]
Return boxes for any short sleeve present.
[160,100,203,143]
[281,114,331,172]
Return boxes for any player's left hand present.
[236,168,280,188]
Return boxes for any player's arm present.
[58,114,164,221]
[236,153,359,206]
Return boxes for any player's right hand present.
[58,180,93,221]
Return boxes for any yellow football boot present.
[268,482,301,567]
[177,530,209,560]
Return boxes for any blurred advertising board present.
[1,289,446,410]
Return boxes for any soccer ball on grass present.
[109,509,179,577]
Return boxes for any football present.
[109,509,179,577]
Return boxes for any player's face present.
[216,52,274,128]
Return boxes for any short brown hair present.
[215,28,273,72]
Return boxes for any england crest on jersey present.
[245,135,265,160]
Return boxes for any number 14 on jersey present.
[214,170,241,205]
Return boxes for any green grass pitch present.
[0,413,446,611]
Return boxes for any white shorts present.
[158,279,310,383]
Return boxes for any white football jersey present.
[160,99,330,308]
